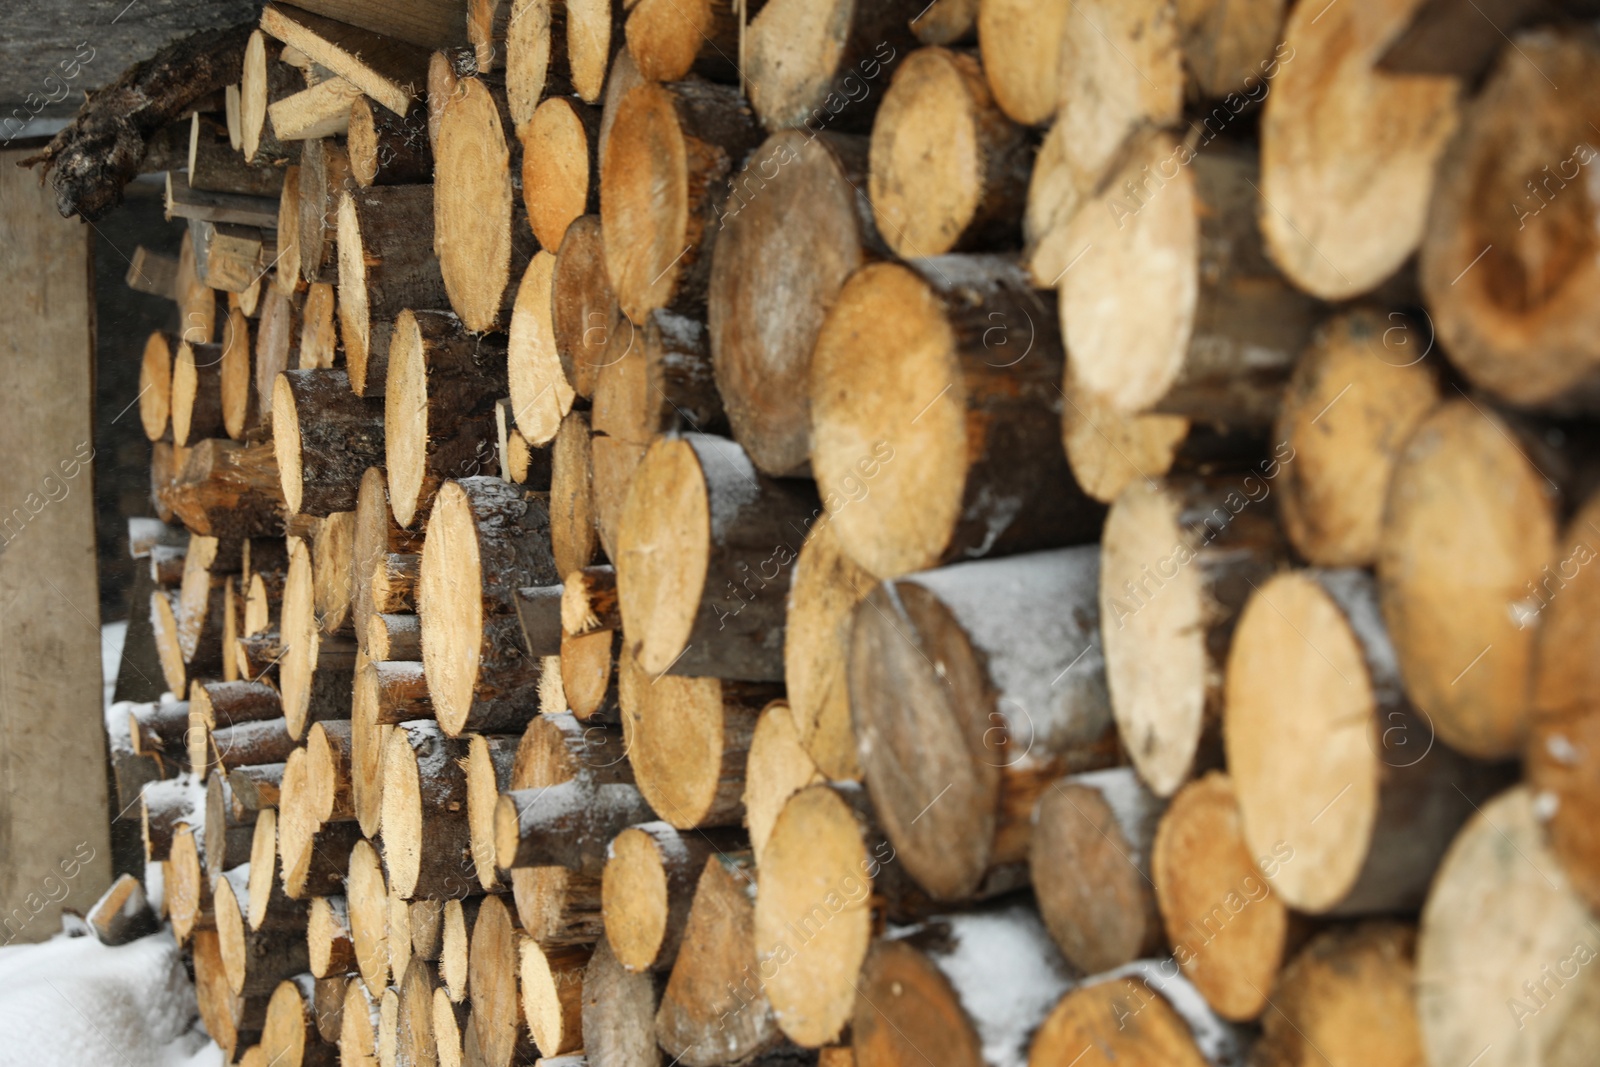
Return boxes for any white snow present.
[0,926,219,1067]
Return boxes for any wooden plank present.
[165,171,280,228]
[288,0,470,50]
[0,147,112,944]
[126,246,180,299]
[259,3,429,115]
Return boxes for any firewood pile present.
[97,0,1600,1065]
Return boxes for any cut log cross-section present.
[522,95,599,250]
[1027,964,1246,1067]
[273,369,387,516]
[602,821,740,974]
[745,0,920,132]
[141,331,176,442]
[349,97,434,188]
[551,214,625,402]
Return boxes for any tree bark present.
[349,97,433,187]
[272,368,386,516]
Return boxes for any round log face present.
[140,331,173,441]
[601,83,689,323]
[436,78,514,332]
[508,251,575,447]
[220,310,253,440]
[848,580,997,901]
[1225,573,1378,913]
[977,0,1071,126]
[853,940,985,1067]
[783,523,868,782]
[1060,390,1189,505]
[615,437,711,676]
[602,826,671,972]
[385,310,430,528]
[1026,978,1211,1067]
[523,97,592,250]
[746,0,852,131]
[809,262,965,580]
[271,374,306,514]
[869,48,984,258]
[621,673,725,828]
[262,980,308,1067]
[335,192,373,375]
[419,482,486,735]
[215,874,248,995]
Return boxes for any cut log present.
[743,701,823,865]
[353,465,426,652]
[975,0,1071,125]
[163,438,287,541]
[1421,30,1600,408]
[1273,311,1440,567]
[168,826,213,943]
[550,413,601,581]
[590,435,647,562]
[1099,474,1287,797]
[287,0,470,50]
[1032,767,1165,976]
[591,310,724,445]
[912,0,976,44]
[296,282,339,370]
[561,628,620,723]
[311,510,357,637]
[304,719,355,828]
[509,865,607,953]
[397,958,439,1067]
[811,256,1098,579]
[519,941,592,1057]
[269,77,360,141]
[278,539,359,738]
[470,896,538,1067]
[151,591,194,695]
[298,137,355,285]
[308,895,357,977]
[435,77,534,332]
[851,902,1075,1067]
[850,547,1116,901]
[617,433,817,680]
[434,986,471,1067]
[257,287,302,420]
[230,762,287,812]
[273,368,386,515]
[600,80,762,322]
[337,185,450,398]
[603,822,742,974]
[349,98,434,187]
[550,217,622,407]
[868,47,1029,257]
[212,718,300,772]
[1227,569,1513,914]
[440,898,481,1003]
[745,0,918,132]
[523,97,600,250]
[219,307,258,439]
[626,0,750,82]
[497,398,545,486]
[418,478,559,735]
[217,867,311,996]
[582,938,663,1067]
[141,330,177,442]
[241,32,298,164]
[386,309,507,527]
[508,251,578,449]
[128,247,182,301]
[262,975,340,1067]
[782,522,870,782]
[142,776,204,863]
[1259,0,1459,299]
[172,340,227,446]
[277,749,364,899]
[206,772,260,877]
[312,974,346,1047]
[1061,135,1319,427]
[1416,785,1600,1067]
[464,732,522,890]
[193,683,284,775]
[1058,387,1190,507]
[87,874,160,947]
[260,3,432,116]
[504,0,566,125]
[130,699,193,769]
[347,838,392,992]
[275,168,306,296]
[341,978,383,1067]
[1025,964,1245,1067]
[236,631,287,684]
[494,780,656,870]
[1376,400,1557,758]
[708,130,877,477]
[1176,0,1288,98]
[380,720,480,899]
[195,928,272,1059]
[369,612,423,661]
[468,0,513,72]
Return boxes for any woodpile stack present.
[98,1,1600,1066]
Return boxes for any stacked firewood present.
[102,0,1600,1065]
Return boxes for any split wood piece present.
[551,215,625,403]
[87,874,160,947]
[289,0,469,49]
[1273,311,1440,566]
[128,247,182,300]
[273,368,386,515]
[190,115,285,199]
[213,718,299,774]
[262,975,340,1067]
[621,669,775,828]
[269,77,359,141]
[436,77,535,333]
[853,903,1076,1067]
[561,566,618,636]
[494,780,656,871]
[278,749,364,898]
[206,772,260,876]
[550,411,600,580]
[655,851,778,1066]
[130,699,192,770]
[229,762,287,812]
[590,434,646,562]
[397,958,440,1067]
[163,438,286,540]
[369,612,422,661]
[1099,473,1287,798]
[782,522,869,781]
[1227,568,1513,914]
[625,0,750,82]
[523,97,599,250]
[341,978,383,1067]
[603,821,743,974]
[1032,766,1165,976]
[1148,772,1284,1022]
[744,701,824,865]
[1259,0,1459,299]
[386,309,508,527]
[515,585,567,661]
[974,0,1071,126]
[508,251,577,448]
[617,433,817,680]
[812,256,1098,579]
[142,776,204,862]
[1061,134,1319,427]
[582,938,664,1067]
[220,307,258,439]
[709,130,877,477]
[755,783,886,1046]
[433,987,471,1067]
[297,282,339,370]
[349,98,433,188]
[218,868,312,996]
[337,185,450,397]
[600,79,762,322]
[562,627,620,724]
[1417,785,1600,1067]
[380,720,479,899]
[745,0,919,132]
[1421,30,1600,408]
[470,896,538,1067]
[278,539,360,738]
[464,732,523,890]
[851,546,1117,901]
[242,32,298,165]
[192,220,274,295]
[418,478,559,736]
[256,287,302,421]
[1377,400,1556,759]
[141,331,177,441]
[312,510,356,636]
[869,47,1029,257]
[1254,922,1425,1067]
[1025,963,1245,1067]
[275,168,305,296]
[261,3,431,116]
[237,631,288,684]
[468,0,512,72]
[297,137,355,286]
[308,895,357,977]
[172,339,227,446]
[440,897,483,1003]
[352,465,425,652]
[520,941,590,1056]
[151,591,195,695]
[195,929,272,1059]
[168,826,213,943]
[347,838,392,992]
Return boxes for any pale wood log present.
[550,411,601,580]
[272,368,386,515]
[603,821,742,974]
[349,97,433,187]
[297,136,354,285]
[522,96,599,249]
[262,974,340,1067]
[508,250,578,448]
[1026,964,1246,1067]
[380,720,481,899]
[782,522,869,782]
[583,938,663,1067]
[241,31,298,164]
[470,895,539,1067]
[551,214,624,402]
[261,3,432,115]
[519,939,591,1055]
[86,874,160,947]
[745,0,919,132]
[743,701,823,866]
[269,77,360,140]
